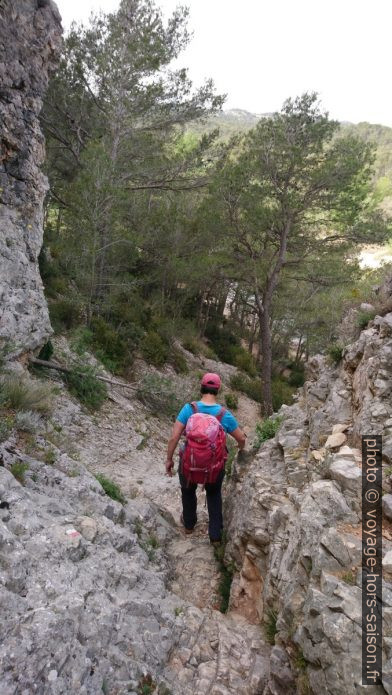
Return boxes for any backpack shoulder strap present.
[215,406,226,423]
[190,401,198,413]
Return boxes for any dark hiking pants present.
[179,468,225,542]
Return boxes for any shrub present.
[136,374,184,419]
[253,416,282,449]
[230,373,262,403]
[89,317,131,373]
[95,474,126,505]
[0,375,52,415]
[63,364,107,411]
[357,310,376,329]
[271,377,296,411]
[225,392,238,410]
[49,299,81,331]
[233,348,258,377]
[141,331,169,367]
[288,364,305,387]
[0,415,14,442]
[327,342,344,365]
[169,348,188,374]
[37,341,54,362]
[43,448,56,465]
[182,336,199,354]
[204,324,239,364]
[11,461,29,484]
[14,410,44,433]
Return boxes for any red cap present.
[201,372,221,389]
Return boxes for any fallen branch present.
[29,357,139,391]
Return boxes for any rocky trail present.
[51,340,270,692]
[3,313,392,694]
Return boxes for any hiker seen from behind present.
[165,373,246,545]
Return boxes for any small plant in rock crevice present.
[253,416,283,449]
[11,461,29,484]
[95,474,126,505]
[327,342,344,365]
[225,440,237,479]
[137,673,156,694]
[264,607,278,645]
[213,532,234,614]
[341,570,356,585]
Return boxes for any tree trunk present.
[259,304,273,416]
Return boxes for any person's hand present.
[165,458,174,477]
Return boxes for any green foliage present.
[233,348,258,376]
[225,440,237,479]
[95,474,126,505]
[271,377,296,411]
[212,534,234,613]
[0,415,14,442]
[136,374,184,419]
[294,648,307,671]
[146,533,160,549]
[230,373,262,403]
[49,299,81,331]
[287,363,305,387]
[63,364,108,411]
[0,375,52,415]
[89,317,133,373]
[11,461,29,484]
[327,342,344,365]
[141,331,169,367]
[0,342,17,370]
[264,608,278,645]
[225,392,238,410]
[137,674,156,695]
[182,336,199,354]
[204,324,257,375]
[169,348,188,374]
[43,448,56,465]
[357,309,376,329]
[37,341,54,362]
[253,416,283,449]
[341,570,356,585]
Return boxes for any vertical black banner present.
[362,435,383,685]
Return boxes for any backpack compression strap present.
[216,407,226,423]
[189,402,226,422]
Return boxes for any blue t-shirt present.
[176,402,238,433]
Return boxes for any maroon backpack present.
[181,402,227,485]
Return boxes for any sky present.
[56,0,392,127]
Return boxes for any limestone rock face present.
[0,1,62,354]
[225,315,392,695]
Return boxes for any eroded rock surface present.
[225,313,392,694]
[0,0,62,354]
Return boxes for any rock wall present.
[225,312,392,695]
[0,0,62,354]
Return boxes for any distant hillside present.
[192,110,392,206]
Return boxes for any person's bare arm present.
[166,421,185,476]
[229,427,246,450]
